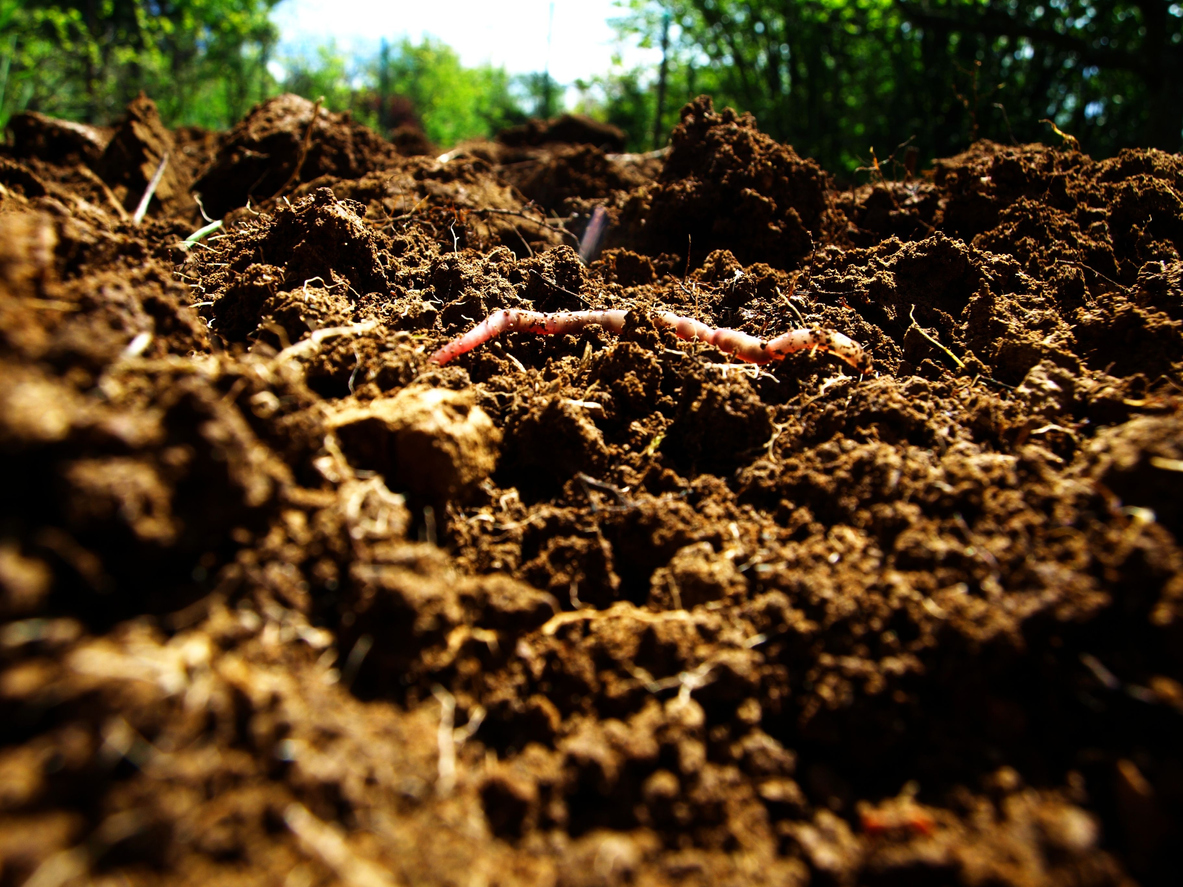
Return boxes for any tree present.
[1,1,280,129]
[519,71,563,120]
[613,1,930,171]
[364,37,529,147]
[278,41,366,125]
[612,1,1183,175]
[573,66,661,152]
[896,0,1183,152]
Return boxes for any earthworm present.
[428,308,872,374]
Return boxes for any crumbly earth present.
[1,93,1181,887]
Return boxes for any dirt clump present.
[624,95,832,268]
[96,93,193,219]
[3,111,111,167]
[193,94,403,217]
[498,113,627,152]
[330,384,500,504]
[0,93,1181,887]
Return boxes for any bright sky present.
[272,0,652,84]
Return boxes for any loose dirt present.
[1,93,1181,887]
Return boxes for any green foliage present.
[5,0,1176,173]
[366,37,529,147]
[518,70,563,119]
[1,0,280,129]
[277,37,533,149]
[0,0,545,152]
[277,41,368,125]
[895,0,1183,152]
[611,0,1183,175]
[574,66,657,152]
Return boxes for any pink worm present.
[429,309,872,374]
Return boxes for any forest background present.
[1,0,1181,176]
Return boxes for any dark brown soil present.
[1,92,1181,887]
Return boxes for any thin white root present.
[433,684,457,796]
[284,803,400,887]
[273,321,379,364]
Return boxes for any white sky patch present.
[271,0,656,84]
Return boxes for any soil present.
[1,92,1182,887]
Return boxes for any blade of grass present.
[177,218,223,250]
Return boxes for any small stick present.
[908,305,964,369]
[578,207,609,264]
[428,308,871,374]
[133,152,169,225]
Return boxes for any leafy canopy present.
[601,0,1183,172]
[4,0,1180,172]
[2,1,281,129]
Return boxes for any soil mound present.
[626,96,832,267]
[498,113,627,152]
[194,94,403,217]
